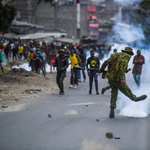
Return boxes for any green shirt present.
[0,51,3,62]
[100,52,131,81]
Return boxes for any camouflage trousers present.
[108,80,137,108]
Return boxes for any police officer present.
[99,47,147,118]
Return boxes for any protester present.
[77,46,86,82]
[49,50,56,73]
[18,44,24,60]
[69,49,81,88]
[0,48,4,73]
[55,49,69,95]
[87,50,100,94]
[99,47,147,118]
[28,50,35,72]
[33,53,43,74]
[12,44,18,61]
[132,50,145,87]
[37,49,46,74]
[4,44,10,61]
[23,44,28,60]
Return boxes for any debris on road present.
[114,137,120,139]
[96,117,99,121]
[86,105,88,107]
[48,114,52,117]
[106,133,114,139]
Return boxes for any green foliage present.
[0,2,16,35]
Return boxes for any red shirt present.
[132,54,145,74]
[49,53,56,61]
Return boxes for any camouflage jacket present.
[100,52,131,81]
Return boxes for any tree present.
[0,0,16,35]
[3,0,55,6]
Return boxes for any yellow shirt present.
[28,53,33,62]
[69,54,79,69]
[18,46,24,53]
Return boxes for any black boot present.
[101,88,105,95]
[89,90,92,94]
[135,95,147,102]
[109,107,115,118]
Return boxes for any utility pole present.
[54,0,58,31]
[76,0,80,39]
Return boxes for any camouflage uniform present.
[100,52,137,108]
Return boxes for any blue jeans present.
[133,73,141,87]
[77,64,86,80]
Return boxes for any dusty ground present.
[0,68,60,107]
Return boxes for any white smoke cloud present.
[113,0,142,5]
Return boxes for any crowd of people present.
[0,37,147,118]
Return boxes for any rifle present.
[88,68,98,71]
[73,66,85,70]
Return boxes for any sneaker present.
[69,85,74,88]
[135,95,147,102]
[89,90,92,94]
[78,79,81,82]
[101,88,105,95]
[74,84,77,89]
[83,79,86,82]
[96,92,100,95]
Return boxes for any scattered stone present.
[27,108,29,110]
[83,107,85,108]
[0,99,3,101]
[48,114,52,117]
[114,137,120,139]
[96,117,99,121]
[86,105,88,107]
[106,133,114,139]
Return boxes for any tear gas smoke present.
[113,0,142,6]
